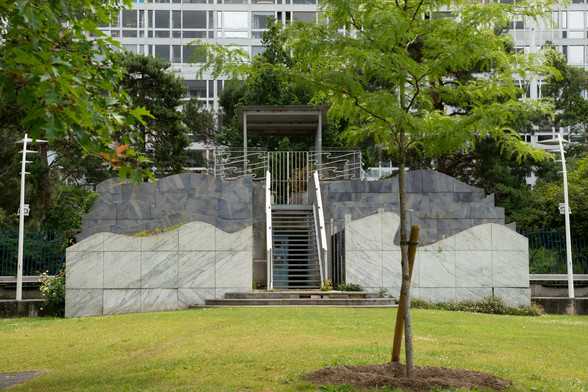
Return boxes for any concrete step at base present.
[202,298,396,307]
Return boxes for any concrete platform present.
[0,300,49,318]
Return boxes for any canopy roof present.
[238,105,329,137]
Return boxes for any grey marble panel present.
[216,227,252,251]
[190,174,222,192]
[491,224,527,251]
[406,194,431,213]
[455,251,492,287]
[437,219,472,236]
[156,189,190,206]
[116,200,152,220]
[142,252,179,288]
[141,289,178,312]
[178,251,215,288]
[453,179,481,193]
[346,213,382,251]
[472,218,504,226]
[492,250,529,287]
[455,287,493,302]
[102,233,142,252]
[82,219,116,233]
[216,251,252,288]
[404,170,423,193]
[65,289,103,318]
[91,194,124,209]
[179,221,216,251]
[96,178,127,194]
[103,289,141,315]
[471,206,504,220]
[221,176,253,193]
[439,207,471,219]
[151,202,185,217]
[115,219,146,230]
[453,225,492,251]
[121,182,156,205]
[422,171,454,193]
[67,252,103,289]
[346,250,382,288]
[68,233,104,252]
[178,288,215,306]
[418,249,456,288]
[453,192,484,203]
[418,288,456,303]
[185,198,219,215]
[494,288,531,307]
[157,174,192,192]
[218,201,252,220]
[141,230,178,252]
[103,251,141,288]
[84,206,117,220]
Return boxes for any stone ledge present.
[532,297,588,315]
[0,300,50,318]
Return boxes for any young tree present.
[116,52,190,177]
[283,0,554,377]
[0,0,152,183]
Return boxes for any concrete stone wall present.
[66,221,252,317]
[79,174,253,242]
[345,210,530,306]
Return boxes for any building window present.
[184,11,207,29]
[155,10,170,29]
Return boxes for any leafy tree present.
[184,98,216,144]
[514,155,588,238]
[282,0,554,376]
[43,184,98,238]
[0,0,152,183]
[542,44,588,142]
[116,52,190,177]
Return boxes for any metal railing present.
[265,170,273,291]
[310,171,328,283]
[0,229,67,283]
[518,229,588,281]
[309,149,362,181]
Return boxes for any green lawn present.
[0,308,586,391]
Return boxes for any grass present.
[0,308,586,392]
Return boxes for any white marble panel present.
[491,224,528,251]
[383,285,402,300]
[492,251,529,288]
[68,233,104,252]
[228,227,252,251]
[179,222,216,251]
[346,250,382,288]
[455,287,493,302]
[215,229,233,251]
[418,249,456,288]
[103,289,141,315]
[382,250,402,288]
[178,251,215,288]
[178,288,215,306]
[382,212,401,250]
[142,252,178,288]
[453,225,492,251]
[421,235,456,252]
[141,289,178,312]
[216,251,252,288]
[142,230,178,252]
[455,251,492,287]
[103,233,141,252]
[103,251,141,289]
[345,214,382,251]
[494,288,531,307]
[418,288,456,303]
[65,289,103,318]
[67,252,103,289]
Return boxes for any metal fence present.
[0,230,67,279]
[518,229,588,277]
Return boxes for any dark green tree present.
[117,52,190,177]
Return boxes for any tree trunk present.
[397,135,414,379]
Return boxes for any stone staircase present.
[202,291,397,307]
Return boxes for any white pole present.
[558,135,575,299]
[16,134,28,301]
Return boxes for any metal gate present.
[268,151,309,205]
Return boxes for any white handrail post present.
[558,135,575,299]
[265,170,273,291]
[313,171,329,282]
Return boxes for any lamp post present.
[537,134,574,299]
[15,135,47,301]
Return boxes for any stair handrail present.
[312,170,328,284]
[265,170,273,291]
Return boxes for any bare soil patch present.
[306,362,512,391]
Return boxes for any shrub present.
[338,282,363,292]
[320,280,333,291]
[39,268,66,317]
[411,296,544,316]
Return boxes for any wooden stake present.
[391,223,420,362]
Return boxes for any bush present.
[411,296,544,316]
[39,268,66,317]
[338,282,363,292]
